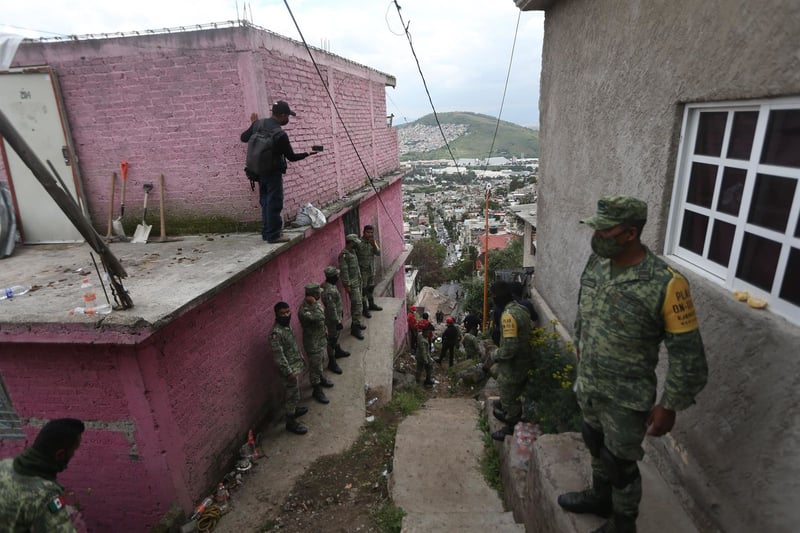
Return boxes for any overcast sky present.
[1,0,544,127]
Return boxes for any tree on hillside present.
[486,236,523,278]
[408,238,447,288]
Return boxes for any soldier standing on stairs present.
[339,234,367,340]
[414,323,435,387]
[321,266,350,374]
[355,225,383,317]
[269,302,309,435]
[298,283,335,405]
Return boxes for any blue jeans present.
[259,173,284,241]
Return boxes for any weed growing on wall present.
[524,321,582,434]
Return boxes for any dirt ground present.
[253,347,482,533]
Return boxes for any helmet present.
[324,266,339,276]
[410,306,417,312]
[345,234,361,244]
[446,317,454,324]
[304,282,321,295]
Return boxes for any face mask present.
[326,276,339,285]
[591,234,626,258]
[277,316,291,327]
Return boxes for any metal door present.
[0,67,84,243]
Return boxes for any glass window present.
[694,111,727,156]
[669,99,800,325]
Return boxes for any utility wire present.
[391,1,464,179]
[482,10,521,173]
[283,0,406,242]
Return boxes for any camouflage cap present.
[581,195,647,230]
[305,282,322,295]
[324,266,339,276]
[345,234,361,244]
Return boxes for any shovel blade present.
[131,222,152,244]
[112,217,126,237]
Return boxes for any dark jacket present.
[240,117,308,175]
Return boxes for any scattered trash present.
[366,397,378,407]
[365,415,375,423]
[0,284,31,300]
[190,496,214,521]
[345,483,352,490]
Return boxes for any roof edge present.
[514,0,557,11]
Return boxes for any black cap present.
[272,100,296,116]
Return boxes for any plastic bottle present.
[0,285,31,300]
[81,278,97,307]
[215,482,230,512]
[190,496,215,521]
[513,421,534,467]
[69,304,112,316]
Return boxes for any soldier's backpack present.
[245,119,283,189]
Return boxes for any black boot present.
[493,405,509,424]
[286,415,308,435]
[491,424,514,441]
[362,303,372,319]
[368,297,383,311]
[312,386,330,404]
[335,344,351,358]
[557,475,613,517]
[320,376,335,388]
[351,327,365,340]
[423,364,434,387]
[591,514,637,533]
[328,358,343,374]
[493,399,503,411]
[294,406,308,418]
[358,323,367,330]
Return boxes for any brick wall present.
[7,25,398,232]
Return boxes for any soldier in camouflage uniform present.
[355,225,382,317]
[462,322,482,361]
[298,283,335,405]
[339,234,366,340]
[490,280,535,441]
[321,266,349,374]
[558,196,708,533]
[0,418,84,532]
[270,301,309,435]
[414,323,435,387]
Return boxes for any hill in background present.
[396,112,539,161]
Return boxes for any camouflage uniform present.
[298,286,327,387]
[355,234,381,309]
[462,332,481,360]
[494,301,534,424]
[0,458,77,532]
[338,236,363,329]
[321,274,344,361]
[414,330,433,384]
[574,247,707,519]
[269,320,306,417]
[569,196,708,527]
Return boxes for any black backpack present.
[245,119,282,189]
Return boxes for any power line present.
[282,0,405,242]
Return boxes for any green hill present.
[397,112,539,161]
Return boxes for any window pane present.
[686,162,717,208]
[779,248,800,306]
[747,173,797,232]
[708,220,736,266]
[679,210,709,255]
[727,111,758,160]
[717,167,746,215]
[736,232,781,291]
[694,112,727,156]
[761,109,800,168]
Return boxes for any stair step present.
[402,511,525,532]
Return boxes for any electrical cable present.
[282,0,406,243]
[481,10,521,174]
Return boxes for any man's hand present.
[250,112,259,123]
[336,322,344,330]
[344,285,351,294]
[646,405,676,436]
[309,147,319,155]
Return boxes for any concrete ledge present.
[402,511,524,532]
[486,398,700,533]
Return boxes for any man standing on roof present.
[241,101,318,244]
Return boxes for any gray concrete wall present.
[531,1,800,531]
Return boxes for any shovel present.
[131,182,153,244]
[112,161,129,237]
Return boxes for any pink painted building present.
[0,23,408,531]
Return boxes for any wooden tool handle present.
[107,172,117,237]
[159,174,166,240]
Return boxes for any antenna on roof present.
[235,0,239,23]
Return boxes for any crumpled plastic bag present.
[296,203,327,229]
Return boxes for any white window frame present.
[665,96,800,326]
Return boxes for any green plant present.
[385,386,427,416]
[477,413,504,498]
[371,502,406,532]
[524,322,582,434]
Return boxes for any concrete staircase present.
[390,397,525,532]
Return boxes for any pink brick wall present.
[0,178,406,531]
[6,25,398,231]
